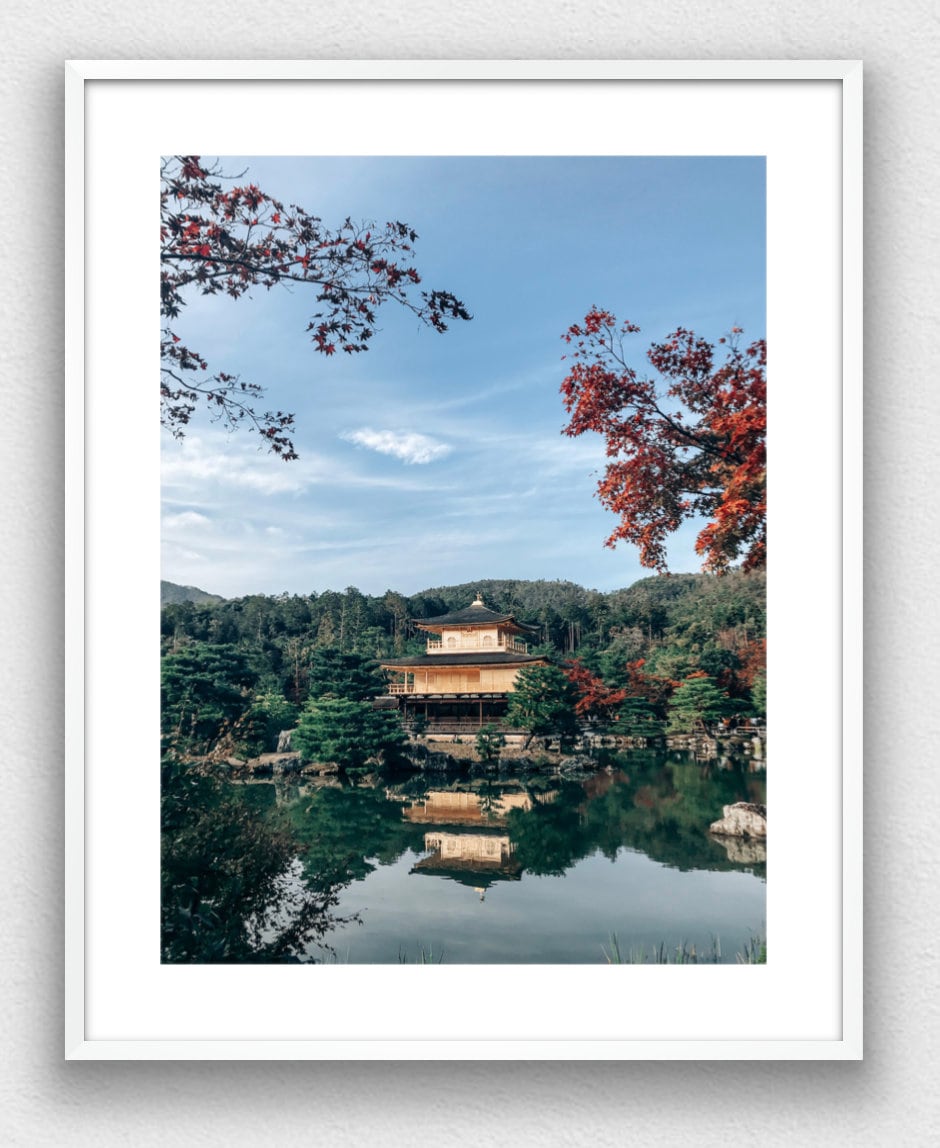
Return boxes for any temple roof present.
[410,856,523,885]
[410,862,522,886]
[380,651,547,668]
[415,594,540,633]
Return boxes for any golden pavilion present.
[379,593,547,731]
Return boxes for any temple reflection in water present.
[399,787,541,824]
[412,831,521,899]
[393,786,553,899]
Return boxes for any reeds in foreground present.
[398,944,445,964]
[603,932,765,964]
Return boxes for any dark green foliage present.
[667,676,737,733]
[160,643,257,752]
[160,572,766,735]
[293,697,406,771]
[160,573,764,672]
[506,786,589,876]
[475,723,506,764]
[161,759,348,962]
[751,674,766,719]
[235,692,300,758]
[577,754,765,875]
[505,664,581,747]
[162,752,766,964]
[615,696,665,738]
[308,647,384,701]
[516,756,767,877]
[284,785,426,888]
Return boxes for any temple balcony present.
[425,636,529,655]
[387,684,510,696]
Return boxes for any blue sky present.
[161,156,765,599]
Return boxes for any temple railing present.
[425,637,528,654]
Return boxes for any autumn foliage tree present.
[560,310,766,572]
[563,659,627,722]
[622,658,678,714]
[161,156,471,458]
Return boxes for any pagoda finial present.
[471,590,484,607]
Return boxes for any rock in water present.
[709,802,767,839]
[711,836,767,865]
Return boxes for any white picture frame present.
[65,59,862,1060]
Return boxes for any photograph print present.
[159,153,767,966]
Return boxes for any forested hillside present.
[162,573,762,658]
[161,572,765,753]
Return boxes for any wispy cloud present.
[163,510,211,530]
[162,431,455,499]
[340,427,453,465]
[162,436,310,495]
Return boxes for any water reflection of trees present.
[161,760,354,963]
[283,783,426,887]
[505,789,588,876]
[163,751,766,961]
[580,754,766,876]
[287,752,765,886]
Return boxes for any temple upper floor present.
[416,593,538,655]
[426,627,529,655]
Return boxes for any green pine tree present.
[751,673,767,719]
[616,696,665,738]
[666,675,735,734]
[293,697,406,772]
[506,664,580,749]
[235,691,300,757]
[160,643,257,752]
[475,723,506,764]
[307,647,384,702]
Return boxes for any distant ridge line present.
[160,580,226,606]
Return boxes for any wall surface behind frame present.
[1,1,936,1144]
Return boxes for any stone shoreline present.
[193,725,765,779]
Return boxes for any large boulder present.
[709,801,767,839]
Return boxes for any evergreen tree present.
[751,673,767,719]
[666,674,736,733]
[307,647,384,701]
[160,643,257,752]
[506,664,580,749]
[293,697,406,771]
[161,759,346,962]
[235,691,300,757]
[616,696,665,738]
[475,723,506,764]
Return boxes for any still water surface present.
[236,749,766,964]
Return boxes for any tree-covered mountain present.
[160,572,766,761]
[161,580,226,606]
[161,572,764,728]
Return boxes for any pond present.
[228,748,766,964]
